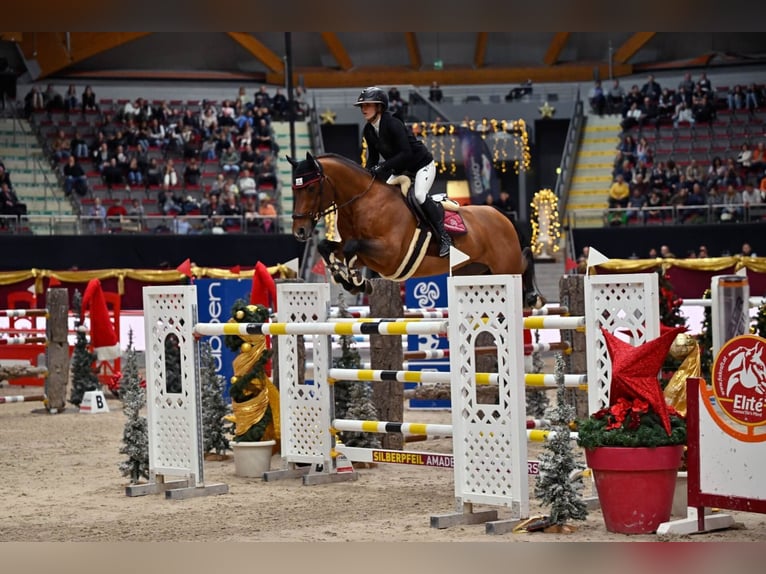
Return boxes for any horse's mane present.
[317,153,368,174]
[318,153,404,197]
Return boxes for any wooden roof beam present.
[543,32,570,65]
[321,33,353,71]
[404,33,421,70]
[613,32,656,65]
[474,32,488,68]
[19,33,149,79]
[228,32,284,74]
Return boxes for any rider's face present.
[360,103,379,122]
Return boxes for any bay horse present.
[287,152,541,304]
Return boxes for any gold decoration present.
[539,101,556,118]
[235,310,245,320]
[246,305,257,312]
[241,342,252,353]
[320,108,336,124]
[231,376,238,384]
[663,337,701,417]
[669,333,696,360]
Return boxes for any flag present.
[565,257,579,272]
[176,258,193,279]
[230,265,241,275]
[81,279,120,361]
[311,258,326,276]
[459,128,498,204]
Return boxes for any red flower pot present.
[585,445,683,534]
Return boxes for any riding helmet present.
[353,87,388,110]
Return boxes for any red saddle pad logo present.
[443,210,467,235]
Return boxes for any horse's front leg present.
[342,239,372,295]
[317,238,368,294]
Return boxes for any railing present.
[554,91,584,224]
[0,213,289,236]
[568,203,766,228]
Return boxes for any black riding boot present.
[421,198,452,258]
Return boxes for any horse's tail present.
[521,246,546,308]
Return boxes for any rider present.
[354,86,453,257]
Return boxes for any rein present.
[293,168,376,225]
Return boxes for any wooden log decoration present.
[45,288,70,413]
[0,365,49,381]
[558,274,588,419]
[368,279,404,451]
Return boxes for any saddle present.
[389,175,467,235]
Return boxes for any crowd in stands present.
[23,82,311,234]
[0,160,27,226]
[598,72,766,226]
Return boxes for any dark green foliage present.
[200,340,231,455]
[332,293,380,448]
[752,300,766,339]
[577,408,687,449]
[698,289,714,379]
[164,333,182,394]
[118,329,149,483]
[534,354,588,525]
[68,290,100,407]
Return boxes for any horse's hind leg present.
[522,247,546,308]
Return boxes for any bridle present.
[291,159,376,231]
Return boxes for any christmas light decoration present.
[530,189,561,259]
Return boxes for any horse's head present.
[287,152,326,241]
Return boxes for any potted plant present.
[577,326,687,534]
[223,300,281,478]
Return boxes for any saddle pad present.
[443,210,467,235]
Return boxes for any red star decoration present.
[602,326,686,434]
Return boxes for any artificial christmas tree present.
[534,353,588,531]
[331,293,380,448]
[68,289,101,408]
[118,328,149,483]
[200,340,230,458]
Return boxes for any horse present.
[287,152,541,304]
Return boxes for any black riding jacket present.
[362,111,432,175]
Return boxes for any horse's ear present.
[305,151,314,162]
[285,155,297,168]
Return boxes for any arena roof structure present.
[1,32,766,88]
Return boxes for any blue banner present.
[195,278,253,400]
[459,128,498,204]
[405,274,448,353]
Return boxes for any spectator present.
[742,182,763,210]
[258,193,278,233]
[218,99,236,127]
[43,84,63,111]
[62,156,88,197]
[727,85,746,111]
[219,192,243,228]
[158,183,184,215]
[640,74,662,102]
[677,72,695,106]
[618,134,637,164]
[685,159,702,183]
[736,142,752,170]
[740,242,757,257]
[672,101,695,128]
[696,72,713,96]
[745,83,762,112]
[698,245,709,258]
[645,190,667,221]
[63,84,79,113]
[622,84,642,116]
[429,81,443,103]
[607,79,625,114]
[126,157,144,189]
[253,86,272,111]
[162,159,179,188]
[293,85,309,118]
[589,80,606,115]
[625,186,647,223]
[89,196,107,233]
[253,118,276,152]
[271,88,288,120]
[126,197,145,228]
[692,94,716,124]
[81,85,98,114]
[70,130,89,159]
[144,157,163,188]
[23,86,44,117]
[659,244,675,258]
[495,189,515,219]
[122,99,141,122]
[620,101,643,131]
[387,86,405,118]
[0,182,27,222]
[238,168,257,199]
[608,173,630,209]
[200,106,218,138]
[657,88,675,124]
[707,156,726,188]
[239,143,258,173]
[750,141,766,174]
[102,157,124,187]
[183,158,201,188]
[51,130,72,163]
[220,144,241,177]
[720,184,743,222]
[636,137,652,165]
[649,161,668,195]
